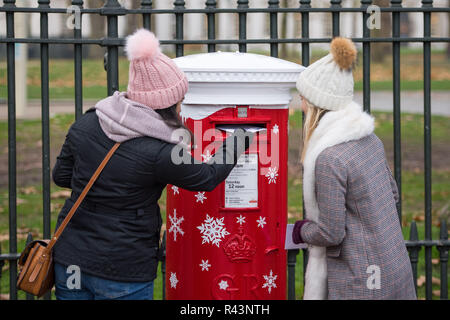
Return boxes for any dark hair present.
[155,104,195,146]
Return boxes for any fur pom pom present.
[330,37,357,70]
[125,29,160,61]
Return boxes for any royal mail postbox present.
[166,52,304,300]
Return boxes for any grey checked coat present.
[301,132,417,300]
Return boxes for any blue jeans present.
[54,262,154,300]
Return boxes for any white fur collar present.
[302,101,374,300]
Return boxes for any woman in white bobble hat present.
[292,37,416,300]
[51,29,252,300]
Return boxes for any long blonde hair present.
[301,99,329,163]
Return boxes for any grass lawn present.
[0,49,449,101]
[0,109,449,299]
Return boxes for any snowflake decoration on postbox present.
[169,209,184,241]
[236,214,246,225]
[171,185,179,195]
[170,272,179,289]
[272,124,279,135]
[199,259,211,271]
[197,214,230,248]
[262,270,277,294]
[265,167,278,184]
[201,150,213,163]
[218,280,229,291]
[256,216,267,228]
[195,191,207,204]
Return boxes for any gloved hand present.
[233,128,255,151]
[292,219,310,244]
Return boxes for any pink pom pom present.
[125,28,160,61]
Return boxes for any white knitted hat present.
[296,37,357,111]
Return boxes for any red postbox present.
[166,52,304,300]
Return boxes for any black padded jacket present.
[52,108,251,282]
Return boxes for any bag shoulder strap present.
[46,142,121,252]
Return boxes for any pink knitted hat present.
[125,29,188,109]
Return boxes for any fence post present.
[206,0,216,53]
[299,0,310,66]
[25,233,34,300]
[141,0,152,31]
[102,0,124,96]
[330,0,341,37]
[73,0,84,120]
[0,246,4,298]
[391,0,402,225]
[159,231,166,300]
[438,220,448,300]
[5,0,18,301]
[361,0,372,113]
[422,0,433,301]
[268,0,279,58]
[38,0,52,299]
[287,249,299,300]
[407,221,421,296]
[174,0,185,57]
[237,0,248,53]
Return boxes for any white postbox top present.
[173,52,304,119]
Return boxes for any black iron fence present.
[0,0,449,300]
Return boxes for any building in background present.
[0,0,448,58]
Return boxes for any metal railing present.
[0,0,449,300]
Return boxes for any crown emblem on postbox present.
[223,226,257,263]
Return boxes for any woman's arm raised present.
[155,129,254,192]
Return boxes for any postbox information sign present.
[166,52,304,300]
[225,153,258,208]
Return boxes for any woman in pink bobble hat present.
[51,29,253,300]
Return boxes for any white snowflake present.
[218,280,229,291]
[265,167,278,184]
[168,209,184,241]
[272,124,279,134]
[256,216,267,228]
[170,272,179,289]
[195,191,207,204]
[236,214,246,225]
[172,185,179,195]
[197,214,230,248]
[201,150,213,163]
[199,259,211,271]
[262,270,277,294]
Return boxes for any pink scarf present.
[95,91,186,146]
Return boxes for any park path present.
[291,91,450,116]
[0,91,449,120]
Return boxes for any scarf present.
[95,91,187,147]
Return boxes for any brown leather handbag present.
[17,142,121,297]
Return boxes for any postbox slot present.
[215,123,268,143]
[215,123,267,133]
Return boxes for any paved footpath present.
[0,91,449,120]
[290,91,449,116]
